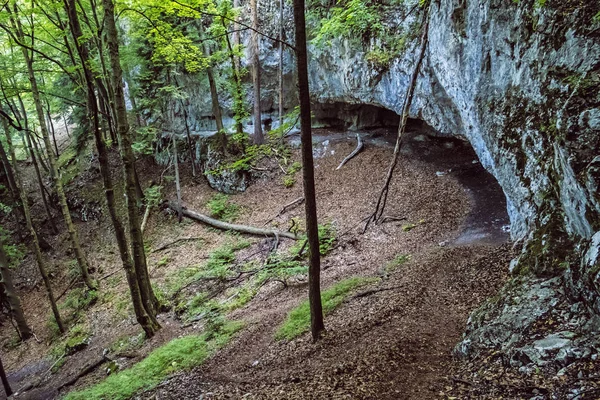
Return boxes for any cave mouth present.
[312,101,425,132]
[310,101,511,245]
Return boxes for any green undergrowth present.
[48,289,98,338]
[382,254,411,278]
[275,277,376,341]
[207,193,240,222]
[290,223,337,257]
[64,320,243,400]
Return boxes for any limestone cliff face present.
[183,0,600,359]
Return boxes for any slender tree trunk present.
[181,104,196,177]
[46,106,59,157]
[293,0,324,340]
[0,356,11,397]
[233,0,241,70]
[102,0,160,315]
[222,19,244,136]
[65,0,161,336]
[0,138,25,238]
[63,113,70,138]
[2,119,65,334]
[250,0,264,144]
[30,134,49,174]
[203,44,224,134]
[10,10,95,290]
[25,130,57,234]
[0,240,32,340]
[173,135,182,223]
[279,0,284,127]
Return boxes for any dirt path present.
[140,130,513,399]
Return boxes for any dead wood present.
[364,13,430,233]
[264,196,305,225]
[166,201,298,240]
[336,133,363,170]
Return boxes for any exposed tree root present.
[336,134,363,170]
[166,201,298,240]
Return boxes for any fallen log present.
[336,133,363,170]
[166,201,298,240]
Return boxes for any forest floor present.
[0,126,515,399]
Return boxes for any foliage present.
[275,277,374,340]
[312,0,384,47]
[64,322,242,400]
[48,289,98,336]
[290,223,337,257]
[206,193,240,222]
[109,332,146,354]
[132,126,159,156]
[0,226,25,268]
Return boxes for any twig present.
[336,133,364,170]
[264,196,304,225]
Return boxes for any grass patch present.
[275,277,374,341]
[64,321,243,400]
[207,193,240,222]
[290,222,337,257]
[383,254,411,276]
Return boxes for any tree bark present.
[25,130,58,234]
[0,240,32,340]
[67,0,161,336]
[172,135,182,223]
[250,0,264,144]
[2,118,64,334]
[0,356,11,397]
[278,0,284,128]
[10,8,95,290]
[102,0,160,316]
[293,0,324,340]
[222,18,244,137]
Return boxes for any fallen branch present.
[336,133,363,170]
[167,201,298,240]
[364,12,430,233]
[264,196,304,225]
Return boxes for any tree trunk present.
[25,130,58,234]
[278,0,284,128]
[102,0,160,316]
[0,240,32,340]
[63,113,70,138]
[250,0,264,144]
[0,137,25,238]
[181,105,196,177]
[293,0,324,341]
[2,119,65,334]
[172,135,182,223]
[222,18,244,137]
[10,9,95,290]
[203,43,224,134]
[67,0,161,336]
[0,356,11,397]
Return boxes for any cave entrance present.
[312,102,403,131]
[309,101,511,245]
